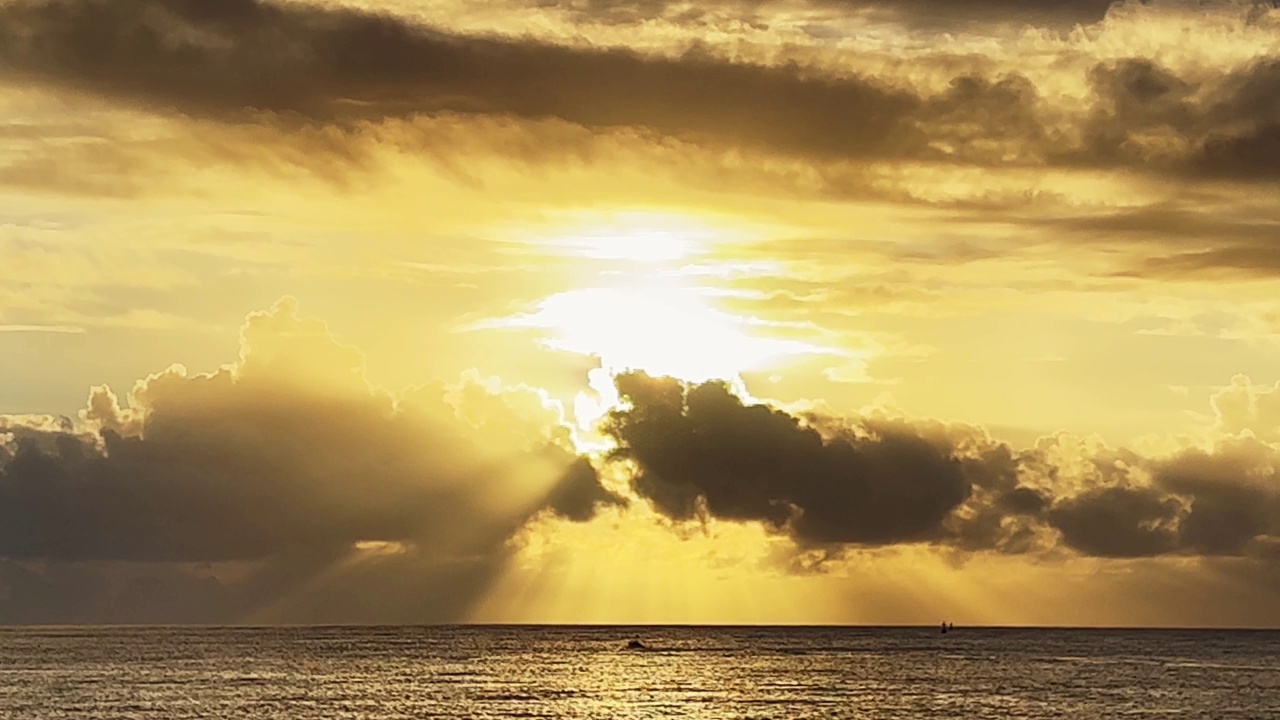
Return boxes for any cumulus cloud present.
[1041,439,1280,560]
[1048,486,1183,557]
[5,321,1280,621]
[14,322,1271,589]
[599,372,1280,568]
[0,297,620,622]
[605,372,1014,546]
[1211,374,1280,442]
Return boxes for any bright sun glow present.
[480,213,842,443]
[548,287,760,378]
[504,279,827,448]
[483,213,825,384]
[524,210,758,264]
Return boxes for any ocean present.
[1,625,1276,719]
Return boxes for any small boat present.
[625,640,648,650]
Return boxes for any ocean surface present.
[0,625,1277,719]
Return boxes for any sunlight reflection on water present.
[1,625,1277,719]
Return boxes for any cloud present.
[0,324,84,333]
[0,3,1180,168]
[603,372,974,545]
[1156,439,1280,556]
[542,456,628,521]
[0,297,619,622]
[1015,437,1279,562]
[0,0,921,158]
[534,0,1119,27]
[599,372,1280,567]
[1211,375,1280,443]
[1071,56,1280,180]
[4,0,1279,212]
[1136,246,1280,280]
[4,309,1280,620]
[1048,485,1183,557]
[1031,431,1280,560]
[859,0,1118,25]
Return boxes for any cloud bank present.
[4,0,1280,625]
[0,298,620,622]
[3,0,1278,181]
[603,371,1280,566]
[3,302,1280,623]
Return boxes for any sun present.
[508,277,817,445]
[490,213,838,380]
[497,211,826,382]
[516,209,754,265]
[492,245,831,388]
[478,212,838,440]
[527,281,789,383]
[560,212,704,263]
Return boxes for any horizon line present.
[2,622,1277,631]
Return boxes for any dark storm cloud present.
[1042,443,1280,559]
[0,299,619,622]
[1070,57,1280,181]
[1192,58,1280,180]
[1195,124,1280,180]
[1048,486,1183,557]
[1155,444,1280,557]
[601,373,1280,563]
[602,372,973,545]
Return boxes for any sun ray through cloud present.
[2,0,1280,641]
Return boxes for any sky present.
[1,0,1279,626]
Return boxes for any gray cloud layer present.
[0,0,919,159]
[542,0,1119,26]
[2,0,1278,181]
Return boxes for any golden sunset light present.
[536,211,726,263]
[3,0,1280,652]
[492,281,832,384]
